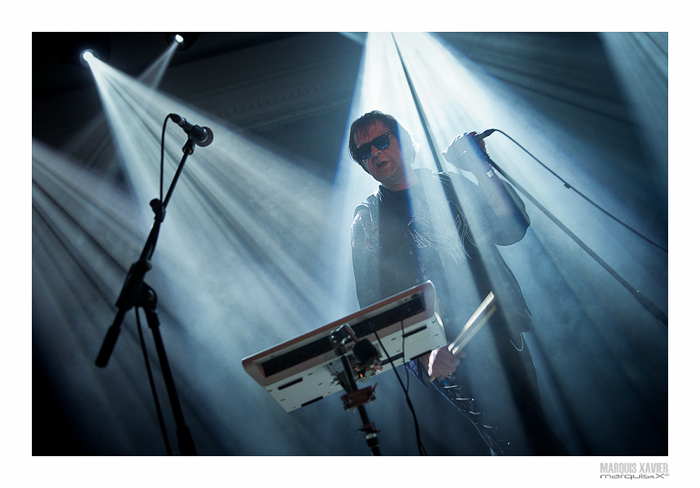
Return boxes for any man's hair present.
[348,111,418,168]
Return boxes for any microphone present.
[169,114,214,147]
[474,128,496,141]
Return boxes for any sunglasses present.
[353,132,392,161]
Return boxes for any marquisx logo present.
[600,462,669,479]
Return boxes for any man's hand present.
[420,345,465,381]
[441,131,491,175]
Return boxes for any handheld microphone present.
[169,114,214,147]
[474,128,496,141]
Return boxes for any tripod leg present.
[138,284,197,455]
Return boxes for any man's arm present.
[443,131,530,244]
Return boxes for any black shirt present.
[352,169,531,340]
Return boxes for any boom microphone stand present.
[95,118,211,455]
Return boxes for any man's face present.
[354,121,408,189]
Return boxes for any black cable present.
[486,138,668,326]
[160,116,169,204]
[370,322,427,455]
[493,129,667,253]
[137,116,172,452]
[391,34,666,325]
[394,32,665,255]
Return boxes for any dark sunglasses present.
[353,132,392,161]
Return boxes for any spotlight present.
[166,33,201,51]
[80,49,99,66]
[51,33,111,68]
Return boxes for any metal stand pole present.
[95,134,200,454]
[330,325,381,456]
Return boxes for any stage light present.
[166,32,200,50]
[51,32,111,68]
[34,54,360,454]
[79,49,98,66]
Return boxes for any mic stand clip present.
[329,325,382,456]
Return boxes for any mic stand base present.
[136,283,197,455]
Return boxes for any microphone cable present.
[391,32,666,324]
[490,129,667,253]
[160,115,169,204]
[485,130,668,325]
[370,321,428,456]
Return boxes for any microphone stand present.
[392,32,667,327]
[95,135,200,455]
[329,325,382,456]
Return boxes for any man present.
[349,110,567,455]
